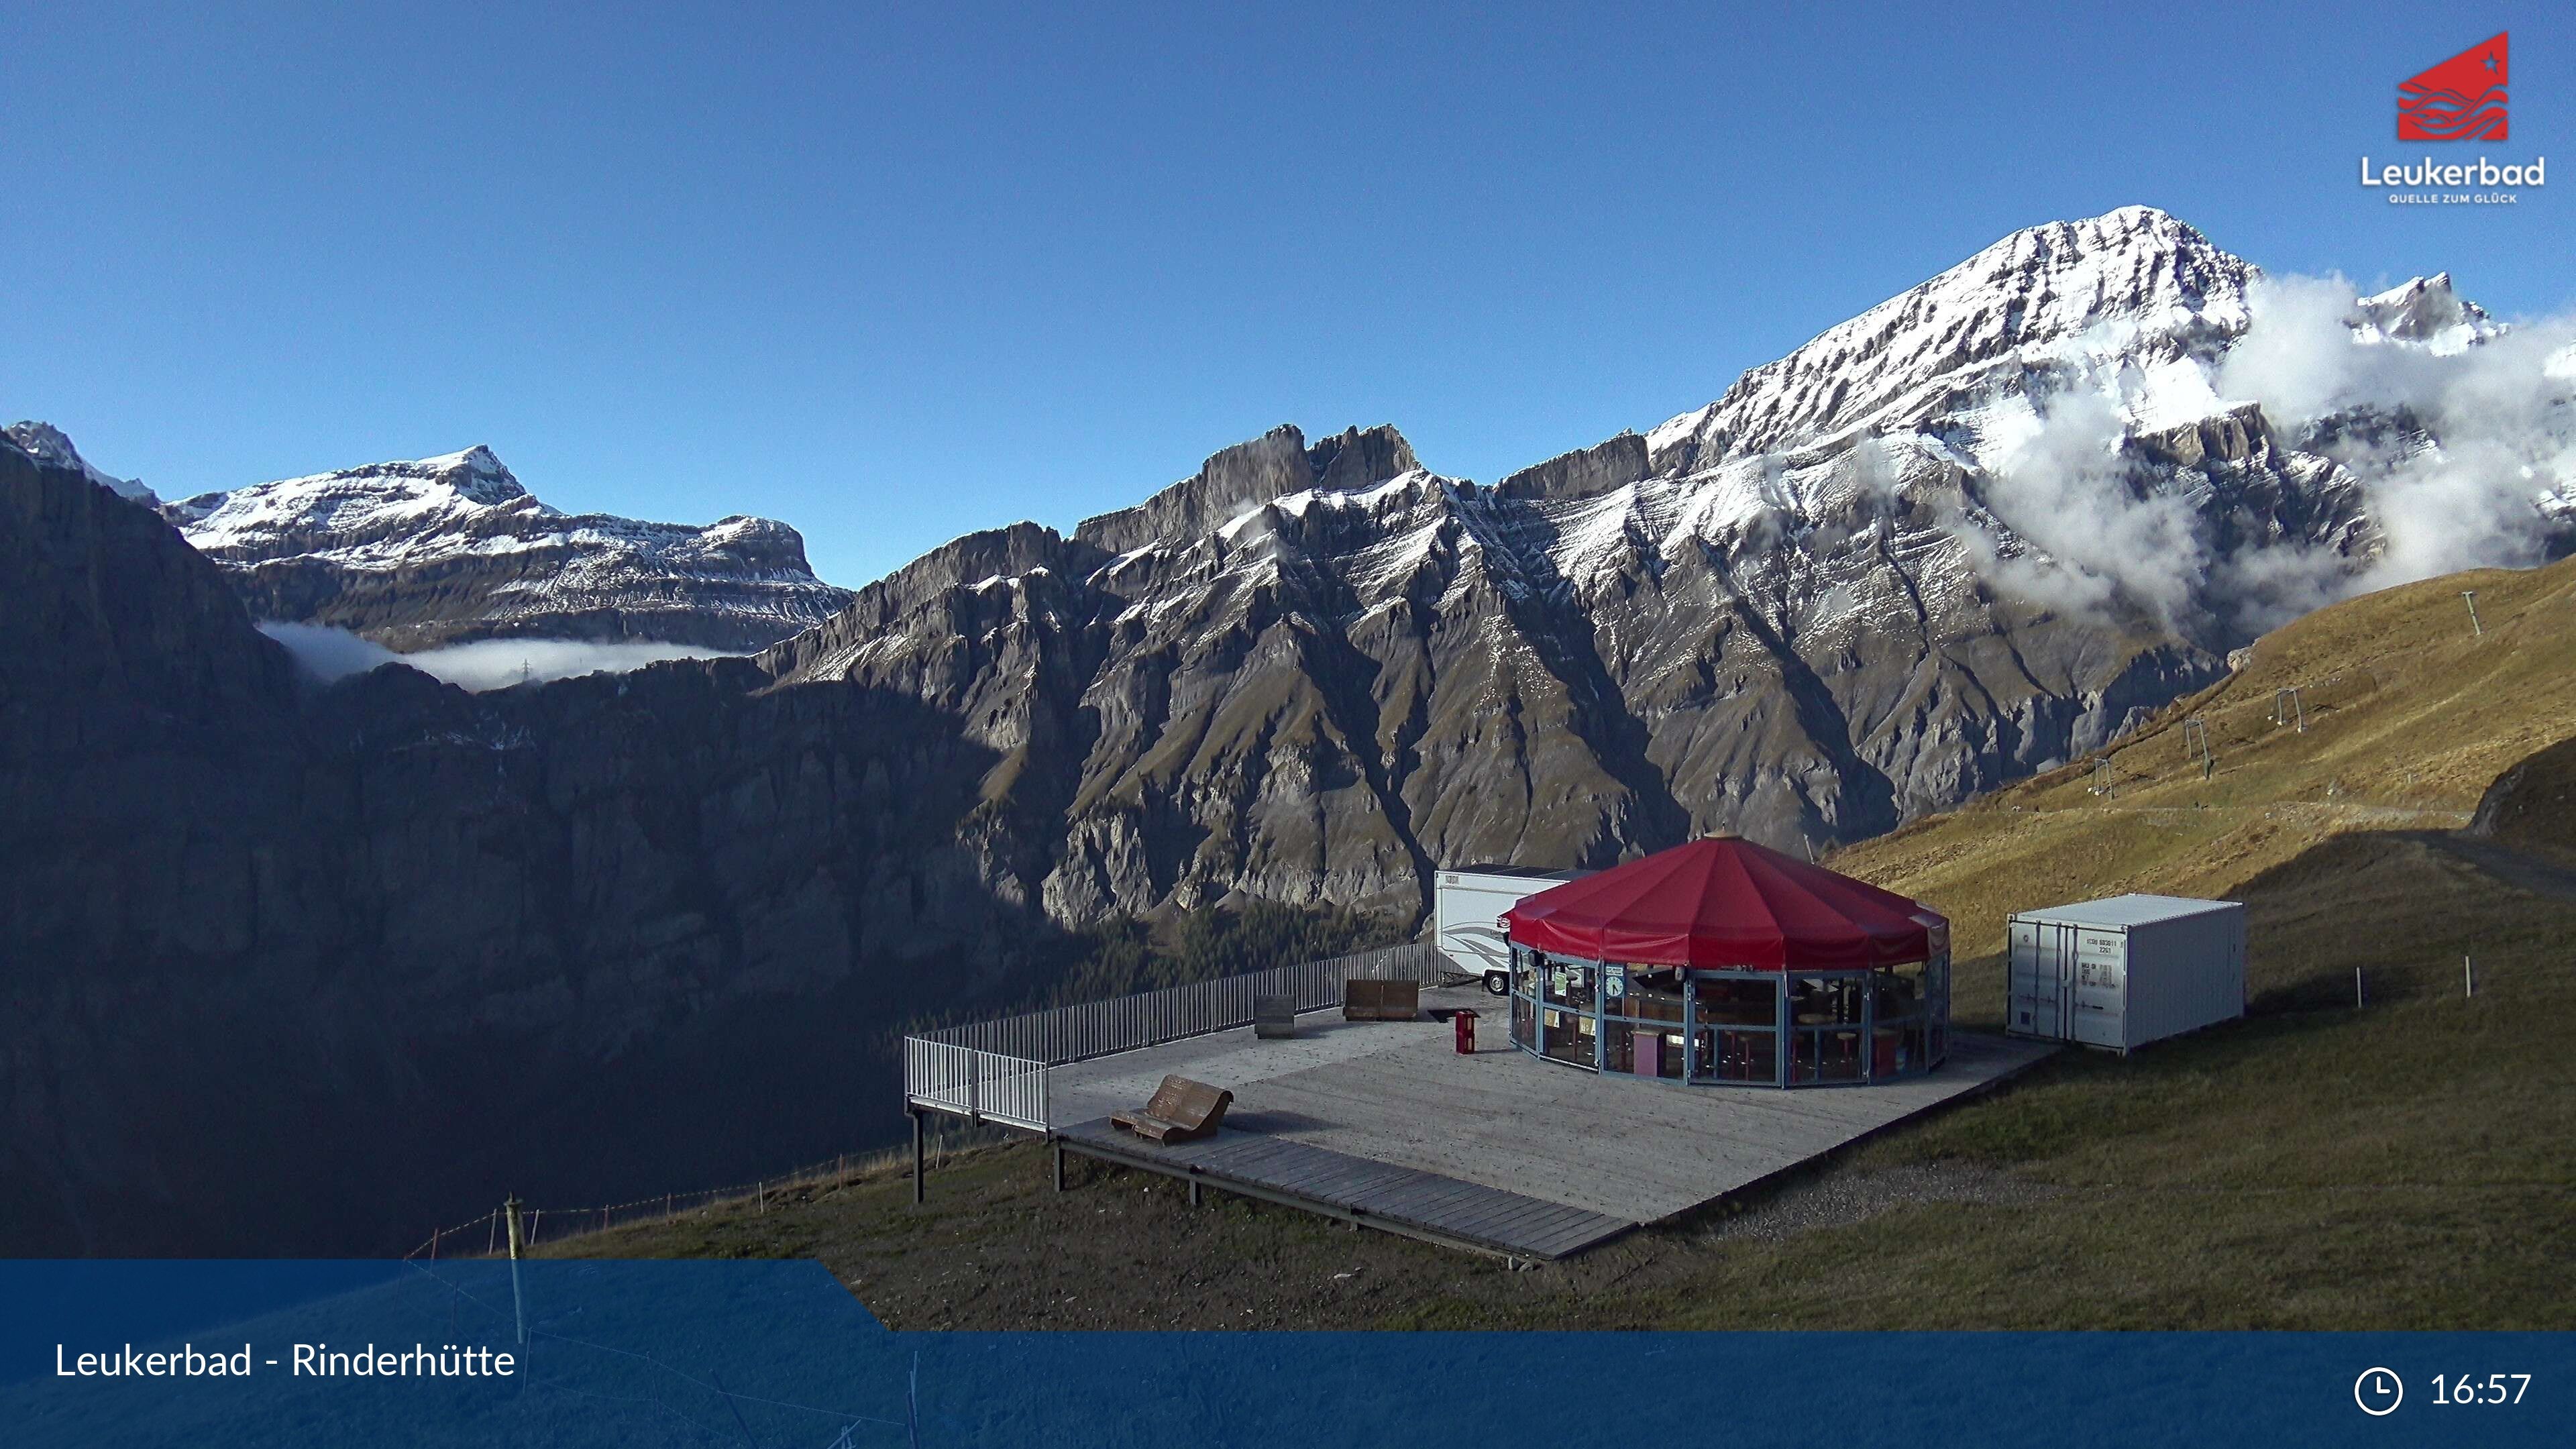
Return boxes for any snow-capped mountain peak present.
[167,444,539,546]
[1646,205,2256,474]
[5,420,158,504]
[166,445,851,652]
[2354,272,2496,350]
[402,443,526,503]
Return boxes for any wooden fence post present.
[503,1195,527,1347]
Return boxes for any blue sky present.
[5,3,2568,586]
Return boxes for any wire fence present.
[398,1121,1014,1263]
[399,943,1445,1261]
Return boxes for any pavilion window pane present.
[1878,963,1928,1025]
[1636,1027,1682,1078]
[1693,974,1778,1028]
[1511,990,1535,1049]
[1693,1023,1776,1083]
[1541,961,1597,1067]
[1603,1018,1633,1074]
[1792,1020,1854,1077]
[1788,975,1844,1030]
[1625,967,1685,1025]
[1543,1006,1596,1067]
[1791,973,1862,1026]
[1807,1026,1864,1081]
[1543,959,1595,1014]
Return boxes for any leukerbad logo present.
[2400,32,2508,140]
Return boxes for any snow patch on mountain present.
[168,445,852,651]
[5,421,158,504]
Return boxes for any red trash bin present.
[1454,1008,1479,1055]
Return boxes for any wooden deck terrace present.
[1026,985,2057,1260]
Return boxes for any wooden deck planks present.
[1021,990,2057,1259]
[1048,1003,2057,1223]
[1057,1116,1629,1259]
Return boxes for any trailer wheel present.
[1483,972,1509,996]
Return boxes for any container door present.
[2008,920,2075,1039]
[2071,930,2127,1048]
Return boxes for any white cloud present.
[259,623,741,691]
[2220,273,2576,596]
[1977,388,2210,633]
[1957,272,2575,638]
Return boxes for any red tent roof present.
[1502,837,1941,970]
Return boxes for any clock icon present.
[2355,1366,2404,1416]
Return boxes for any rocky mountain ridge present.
[157,441,853,651]
[759,207,2573,925]
[4,419,156,504]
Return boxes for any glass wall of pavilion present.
[1506,922,1950,1087]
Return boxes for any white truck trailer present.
[1434,865,1592,995]
[2006,894,2247,1053]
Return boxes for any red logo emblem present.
[2400,32,2509,140]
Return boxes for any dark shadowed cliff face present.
[2,445,1042,1254]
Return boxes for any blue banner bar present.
[1,1261,2562,1446]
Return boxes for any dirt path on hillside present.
[2409,831,2576,904]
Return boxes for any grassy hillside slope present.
[547,557,2576,1329]
[1841,555,2576,1021]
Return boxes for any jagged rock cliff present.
[754,207,2574,928]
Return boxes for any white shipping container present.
[1434,866,1592,995]
[2006,894,2247,1053]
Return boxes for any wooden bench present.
[1252,994,1296,1039]
[1342,977,1420,1022]
[1110,1075,1233,1144]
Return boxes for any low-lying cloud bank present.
[258,623,743,691]
[2222,273,2576,593]
[1980,271,2575,639]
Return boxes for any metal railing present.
[902,941,1440,1130]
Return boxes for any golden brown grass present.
[1835,553,2576,1026]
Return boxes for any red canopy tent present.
[1503,836,1939,970]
